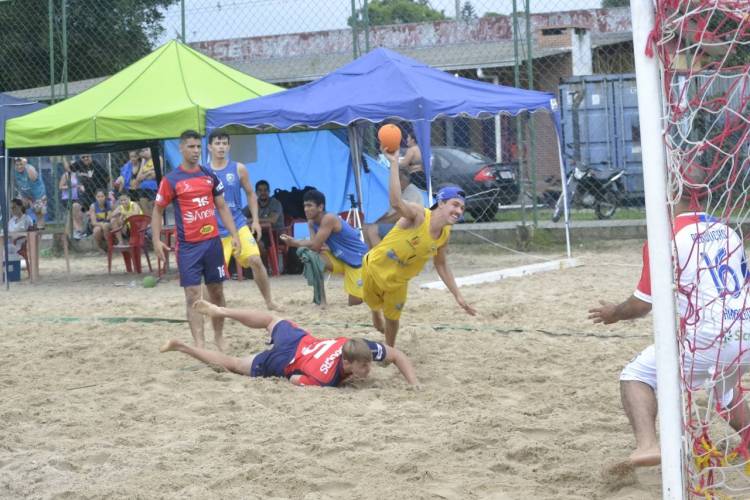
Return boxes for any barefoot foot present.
[214,336,228,353]
[629,446,661,467]
[159,339,183,353]
[193,299,222,317]
[266,301,283,312]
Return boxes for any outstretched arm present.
[588,295,651,325]
[434,244,476,316]
[384,345,419,385]
[383,149,423,223]
[281,213,337,252]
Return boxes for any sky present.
[157,0,603,44]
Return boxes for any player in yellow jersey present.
[362,148,477,346]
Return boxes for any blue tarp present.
[164,130,403,223]
[206,47,563,194]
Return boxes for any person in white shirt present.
[6,198,34,262]
[589,179,750,468]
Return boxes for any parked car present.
[429,147,519,222]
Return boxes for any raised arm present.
[588,295,651,325]
[383,345,419,385]
[25,162,39,182]
[434,244,476,316]
[383,149,423,222]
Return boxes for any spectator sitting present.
[6,198,34,263]
[13,157,47,229]
[398,131,426,190]
[59,168,86,240]
[113,150,141,195]
[89,189,113,252]
[110,192,142,245]
[133,147,159,215]
[250,180,285,262]
[66,154,110,213]
[364,166,423,248]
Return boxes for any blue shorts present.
[177,238,226,287]
[250,320,306,378]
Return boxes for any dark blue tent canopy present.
[207,48,565,228]
[2,93,47,288]
[1,93,46,141]
[206,47,559,130]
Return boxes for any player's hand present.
[588,300,618,324]
[251,221,262,239]
[279,234,293,245]
[231,234,241,256]
[456,296,477,316]
[154,239,170,262]
[379,145,399,164]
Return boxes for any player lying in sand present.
[160,300,419,387]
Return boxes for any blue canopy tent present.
[206,47,567,219]
[1,94,47,287]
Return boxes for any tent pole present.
[555,125,572,259]
[3,149,10,289]
[347,126,364,215]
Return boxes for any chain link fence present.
[3,0,643,234]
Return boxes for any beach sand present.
[0,240,663,499]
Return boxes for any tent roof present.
[0,93,46,142]
[207,47,558,132]
[5,40,282,155]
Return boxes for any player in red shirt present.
[152,130,241,352]
[160,299,419,387]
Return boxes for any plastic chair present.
[107,214,153,274]
[13,236,31,279]
[157,226,176,278]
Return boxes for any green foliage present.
[349,0,445,28]
[0,0,177,92]
[602,0,630,7]
[459,1,477,21]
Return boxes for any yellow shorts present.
[323,250,363,299]
[361,256,407,320]
[221,225,260,268]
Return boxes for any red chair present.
[260,224,281,276]
[157,226,176,278]
[107,214,153,274]
[13,236,31,280]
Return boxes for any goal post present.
[630,1,686,497]
[631,0,750,497]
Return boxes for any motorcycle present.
[551,155,626,222]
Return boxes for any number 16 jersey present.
[635,212,749,342]
[155,165,225,244]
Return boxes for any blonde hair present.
[342,338,372,364]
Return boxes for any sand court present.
[1,240,662,499]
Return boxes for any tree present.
[349,0,445,28]
[602,0,629,7]
[0,0,177,93]
[460,1,477,21]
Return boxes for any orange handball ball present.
[378,124,402,154]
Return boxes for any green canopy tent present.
[4,39,282,154]
[2,39,282,287]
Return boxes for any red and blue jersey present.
[283,331,386,387]
[156,165,225,244]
